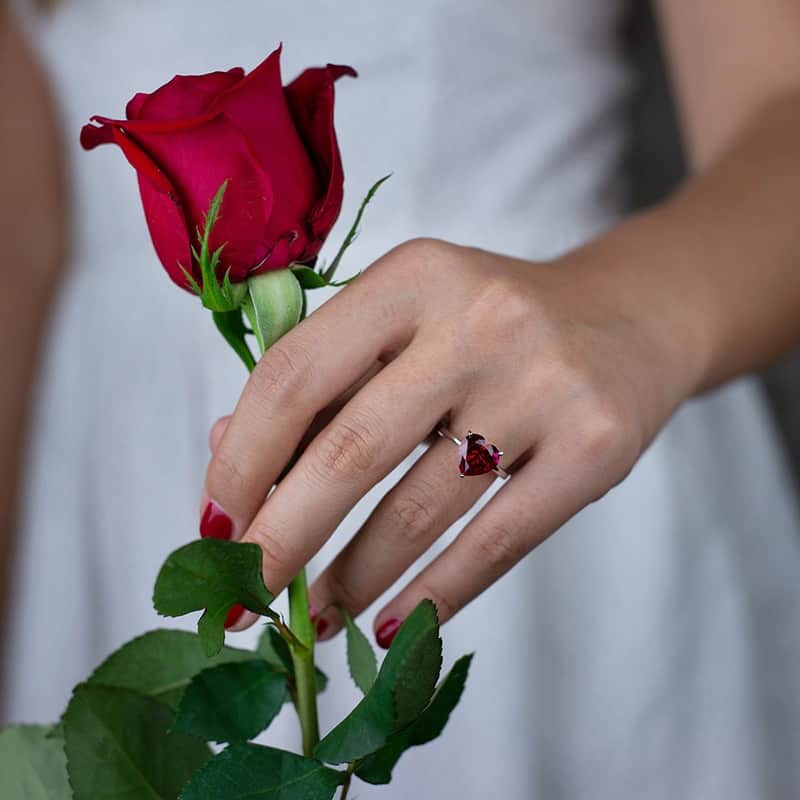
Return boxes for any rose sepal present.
[181,181,247,313]
[321,173,391,282]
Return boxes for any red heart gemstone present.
[458,432,501,476]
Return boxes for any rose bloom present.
[81,46,355,289]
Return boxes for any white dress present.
[6,1,800,798]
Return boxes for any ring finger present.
[308,412,530,638]
[236,346,458,606]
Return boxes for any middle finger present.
[239,346,456,598]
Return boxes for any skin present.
[4,4,800,650]
[205,0,800,644]
[0,7,67,644]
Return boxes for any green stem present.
[238,270,320,758]
[340,764,356,800]
[289,568,320,756]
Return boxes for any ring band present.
[436,426,510,479]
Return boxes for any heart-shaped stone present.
[457,432,501,477]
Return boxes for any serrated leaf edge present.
[341,607,378,695]
[178,744,346,799]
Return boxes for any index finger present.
[202,251,419,540]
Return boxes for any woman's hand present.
[201,237,699,645]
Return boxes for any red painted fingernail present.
[200,501,233,540]
[376,618,402,649]
[224,604,245,629]
[315,616,330,638]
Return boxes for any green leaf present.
[323,174,391,282]
[341,607,377,694]
[213,309,256,372]
[393,623,442,728]
[242,268,304,355]
[179,742,344,800]
[153,538,274,657]
[88,629,256,711]
[291,265,330,289]
[173,660,287,743]
[0,725,70,800]
[64,684,211,800]
[257,626,330,695]
[355,653,474,785]
[314,600,442,764]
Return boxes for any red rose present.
[81,45,356,290]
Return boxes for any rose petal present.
[136,171,196,289]
[80,120,117,150]
[124,116,274,282]
[285,63,357,242]
[125,92,150,120]
[131,69,246,122]
[80,121,193,288]
[80,114,273,285]
[84,111,219,137]
[211,45,320,270]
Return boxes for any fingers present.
[208,415,230,455]
[237,346,455,601]
[205,364,383,492]
[202,259,418,540]
[306,431,498,639]
[371,439,591,645]
[204,366,384,633]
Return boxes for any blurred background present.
[625,4,800,490]
[3,1,800,797]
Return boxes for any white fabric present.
[5,2,800,798]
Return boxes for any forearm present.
[568,88,800,397]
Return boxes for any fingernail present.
[200,501,234,540]
[376,618,402,649]
[224,604,245,629]
[310,605,333,640]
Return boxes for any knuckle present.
[388,484,440,547]
[573,398,631,466]
[395,236,449,262]
[459,274,539,357]
[321,568,363,614]
[385,238,456,285]
[470,518,524,570]
[206,448,256,499]
[249,337,314,408]
[310,413,382,483]
[415,581,457,622]
[243,521,296,585]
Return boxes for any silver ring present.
[436,426,510,479]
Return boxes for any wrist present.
[555,208,717,413]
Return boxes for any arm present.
[0,7,67,622]
[200,3,800,643]
[587,0,800,391]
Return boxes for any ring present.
[436,426,510,479]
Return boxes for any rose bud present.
[80,45,356,291]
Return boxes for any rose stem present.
[288,567,320,756]
[340,764,356,800]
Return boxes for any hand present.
[201,237,696,645]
